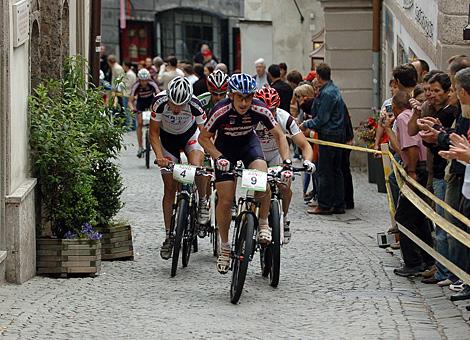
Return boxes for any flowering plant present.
[64,223,102,241]
[355,110,388,148]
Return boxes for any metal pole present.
[89,0,102,87]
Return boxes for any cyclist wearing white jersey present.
[149,76,209,260]
[254,86,315,244]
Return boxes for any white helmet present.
[167,76,193,105]
[138,68,151,80]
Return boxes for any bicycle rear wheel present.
[171,198,189,277]
[145,128,150,169]
[212,227,219,257]
[268,199,281,287]
[230,214,255,304]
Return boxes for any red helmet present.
[207,69,229,93]
[255,86,281,109]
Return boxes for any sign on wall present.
[401,0,437,46]
[12,0,29,48]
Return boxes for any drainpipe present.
[89,0,102,87]
[372,0,381,109]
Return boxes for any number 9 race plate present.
[241,169,267,192]
[173,164,197,184]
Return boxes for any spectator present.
[100,45,111,82]
[253,58,269,89]
[384,91,434,277]
[192,63,208,96]
[107,55,125,90]
[145,57,158,80]
[301,63,346,215]
[183,64,199,85]
[215,63,228,74]
[268,64,293,113]
[122,61,137,128]
[286,70,304,117]
[152,56,164,87]
[193,43,218,65]
[204,64,214,77]
[412,59,430,84]
[342,104,355,210]
[393,63,418,95]
[279,62,288,82]
[158,56,184,90]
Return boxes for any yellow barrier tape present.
[306,138,382,155]
[389,153,470,228]
[397,222,470,284]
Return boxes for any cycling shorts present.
[214,132,265,182]
[264,149,282,167]
[160,124,203,172]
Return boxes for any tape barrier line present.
[397,222,470,284]
[389,153,470,228]
[398,184,470,248]
[306,138,382,155]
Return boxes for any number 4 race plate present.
[173,164,197,184]
[241,169,268,192]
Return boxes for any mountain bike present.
[142,110,151,169]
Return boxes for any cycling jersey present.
[205,98,277,139]
[255,107,301,152]
[131,80,159,111]
[151,91,206,135]
[197,92,214,114]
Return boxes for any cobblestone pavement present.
[0,132,469,339]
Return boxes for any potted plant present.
[356,113,387,193]
[29,56,129,276]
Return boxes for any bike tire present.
[260,245,271,277]
[171,198,189,277]
[145,129,150,169]
[268,200,281,287]
[212,227,219,257]
[230,214,255,304]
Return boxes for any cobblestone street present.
[0,132,468,339]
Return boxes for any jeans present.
[395,164,434,267]
[303,171,318,199]
[445,174,470,281]
[432,177,450,281]
[341,149,354,207]
[317,131,345,210]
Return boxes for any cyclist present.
[149,76,209,260]
[198,73,290,274]
[198,69,230,114]
[129,68,160,158]
[254,86,315,244]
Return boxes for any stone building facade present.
[101,0,243,71]
[0,0,91,284]
[240,0,324,76]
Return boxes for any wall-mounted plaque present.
[12,0,30,48]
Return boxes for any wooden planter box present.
[37,238,101,277]
[98,223,134,261]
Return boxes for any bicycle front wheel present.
[268,199,281,287]
[145,129,150,169]
[171,198,189,277]
[230,214,255,304]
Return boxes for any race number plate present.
[142,110,151,123]
[241,169,267,192]
[173,164,197,184]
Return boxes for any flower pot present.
[367,153,387,193]
[36,238,101,277]
[367,153,378,183]
[98,223,134,261]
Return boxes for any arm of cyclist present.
[128,95,137,112]
[198,126,222,160]
[269,124,290,161]
[149,119,171,167]
[291,132,313,161]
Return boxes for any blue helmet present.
[228,73,257,95]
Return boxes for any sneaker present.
[308,200,318,208]
[216,245,231,274]
[449,280,465,292]
[437,279,453,287]
[303,191,314,203]
[197,198,210,225]
[160,238,172,260]
[283,220,291,245]
[136,147,144,158]
[393,264,424,277]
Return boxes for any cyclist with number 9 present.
[149,76,209,260]
[198,73,290,274]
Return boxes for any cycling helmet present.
[228,73,257,95]
[255,86,281,109]
[138,68,151,80]
[207,69,229,93]
[167,76,193,105]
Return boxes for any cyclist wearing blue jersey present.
[198,73,290,274]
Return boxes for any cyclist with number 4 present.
[149,76,209,260]
[198,73,291,274]
[254,86,315,244]
[129,68,160,158]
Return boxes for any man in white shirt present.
[254,58,269,89]
[158,56,185,90]
[107,55,124,90]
